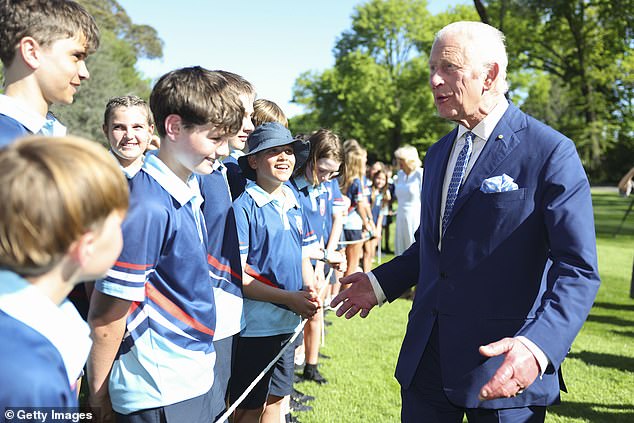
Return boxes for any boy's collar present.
[0,95,66,135]
[142,151,200,206]
[245,180,299,209]
[0,270,92,385]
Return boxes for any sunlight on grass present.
[296,190,634,422]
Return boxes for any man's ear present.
[19,37,42,70]
[483,63,500,90]
[163,114,183,142]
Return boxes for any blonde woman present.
[393,145,423,255]
[341,144,375,279]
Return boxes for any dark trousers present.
[401,321,546,423]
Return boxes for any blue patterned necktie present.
[442,131,474,234]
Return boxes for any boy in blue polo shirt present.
[199,70,255,421]
[87,67,244,423]
[229,122,321,423]
[0,135,128,408]
[0,0,100,146]
[218,70,255,201]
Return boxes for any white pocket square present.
[480,174,519,193]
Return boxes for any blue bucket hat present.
[238,122,310,180]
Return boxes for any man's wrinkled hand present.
[478,337,540,401]
[330,272,378,319]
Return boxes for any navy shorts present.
[268,339,296,398]
[115,386,214,423]
[228,333,293,410]
[209,335,236,421]
[343,229,363,241]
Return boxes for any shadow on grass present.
[567,351,634,373]
[593,302,634,312]
[585,314,634,326]
[550,401,634,423]
[611,329,634,338]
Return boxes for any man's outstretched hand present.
[330,272,378,319]
[478,337,540,401]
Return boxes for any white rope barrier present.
[337,234,373,246]
[213,268,334,423]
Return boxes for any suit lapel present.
[446,105,525,227]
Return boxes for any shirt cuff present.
[516,336,549,377]
[367,271,387,306]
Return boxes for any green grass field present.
[295,189,634,423]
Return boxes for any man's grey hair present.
[433,21,509,94]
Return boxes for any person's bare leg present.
[261,395,284,423]
[233,406,264,423]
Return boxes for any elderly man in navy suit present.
[331,21,600,423]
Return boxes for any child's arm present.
[87,292,131,420]
[242,269,318,319]
[357,197,376,236]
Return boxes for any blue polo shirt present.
[96,152,216,415]
[343,177,369,230]
[288,175,330,246]
[0,94,66,147]
[199,162,243,340]
[233,182,318,337]
[0,270,91,408]
[223,150,247,200]
[324,179,346,242]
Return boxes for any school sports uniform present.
[199,162,243,419]
[96,152,216,417]
[229,181,317,408]
[0,94,66,147]
[343,176,370,240]
[223,150,247,200]
[0,270,91,408]
[288,175,331,249]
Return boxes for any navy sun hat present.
[238,122,310,180]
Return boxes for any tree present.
[293,0,460,161]
[51,0,163,143]
[473,0,634,180]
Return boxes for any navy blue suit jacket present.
[373,103,600,409]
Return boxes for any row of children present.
[0,2,359,423]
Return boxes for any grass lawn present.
[295,189,634,422]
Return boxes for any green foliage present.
[296,190,634,423]
[292,0,449,163]
[477,0,634,181]
[50,0,161,143]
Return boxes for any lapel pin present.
[496,134,504,140]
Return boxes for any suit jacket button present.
[439,272,448,279]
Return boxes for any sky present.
[117,0,469,117]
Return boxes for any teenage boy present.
[218,71,255,200]
[199,70,255,421]
[0,135,128,407]
[87,66,244,423]
[0,0,99,146]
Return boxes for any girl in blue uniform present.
[288,129,346,385]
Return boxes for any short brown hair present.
[0,136,128,276]
[295,128,343,186]
[252,98,288,128]
[0,0,100,66]
[149,66,244,138]
[214,70,256,99]
[103,95,154,128]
